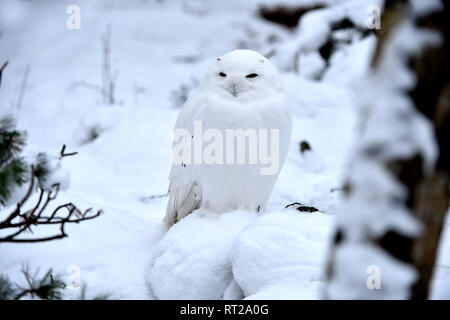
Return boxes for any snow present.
[231,211,331,300]
[148,209,331,300]
[269,0,382,72]
[297,51,326,80]
[38,154,72,191]
[148,209,255,300]
[0,0,449,300]
[430,210,450,299]
[327,243,418,299]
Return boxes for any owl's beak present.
[229,82,240,97]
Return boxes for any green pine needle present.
[0,116,26,165]
[0,275,15,300]
[0,157,29,206]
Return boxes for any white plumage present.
[164,49,292,228]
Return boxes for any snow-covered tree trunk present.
[325,0,450,299]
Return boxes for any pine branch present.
[13,265,64,300]
[0,116,27,164]
[0,275,15,300]
[1,266,111,300]
[0,158,28,206]
[0,165,35,224]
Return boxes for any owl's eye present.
[246,73,258,78]
[219,72,227,77]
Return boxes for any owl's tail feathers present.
[163,181,202,229]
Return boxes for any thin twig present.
[68,80,104,95]
[0,60,9,88]
[140,192,168,203]
[16,64,30,110]
[0,60,8,73]
[60,144,78,158]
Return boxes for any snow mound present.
[327,243,417,299]
[231,211,331,299]
[147,209,256,300]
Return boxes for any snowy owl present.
[164,49,292,228]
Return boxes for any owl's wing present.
[163,94,203,228]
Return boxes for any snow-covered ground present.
[0,0,448,299]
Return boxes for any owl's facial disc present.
[204,50,283,100]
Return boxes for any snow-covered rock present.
[147,209,256,299]
[148,209,333,300]
[231,211,332,299]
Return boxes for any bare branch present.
[0,60,8,73]
[0,146,102,243]
[0,60,8,88]
[60,144,78,158]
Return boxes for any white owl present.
[164,49,292,228]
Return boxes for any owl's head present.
[201,49,283,101]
